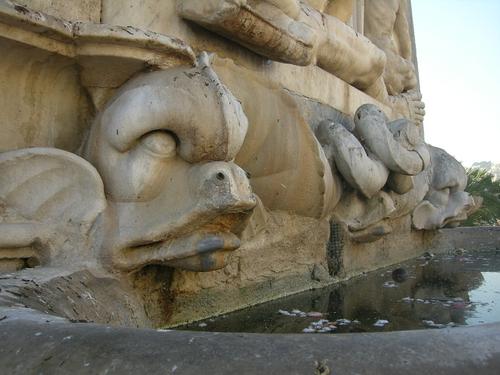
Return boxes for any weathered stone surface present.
[213,57,341,219]
[178,0,385,90]
[16,0,101,22]
[0,148,106,268]
[0,268,151,327]
[166,211,332,325]
[177,0,426,125]
[1,317,500,375]
[431,226,500,251]
[0,0,196,152]
[365,0,417,96]
[101,0,394,119]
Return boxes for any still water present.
[180,250,500,334]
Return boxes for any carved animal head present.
[412,146,474,230]
[0,55,256,274]
[84,54,256,272]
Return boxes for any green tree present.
[463,168,500,226]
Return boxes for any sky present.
[412,0,500,166]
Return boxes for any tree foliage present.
[463,168,500,226]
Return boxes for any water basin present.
[180,249,500,334]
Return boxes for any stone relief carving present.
[208,61,473,243]
[176,0,475,243]
[362,0,425,128]
[314,103,474,242]
[364,0,416,96]
[0,148,106,269]
[0,54,256,273]
[318,104,429,199]
[178,0,423,124]
[178,0,385,89]
[214,59,342,220]
[412,146,480,230]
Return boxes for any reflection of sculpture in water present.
[334,256,485,330]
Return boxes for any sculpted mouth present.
[117,231,241,272]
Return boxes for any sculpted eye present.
[140,131,177,158]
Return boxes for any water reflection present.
[180,250,500,334]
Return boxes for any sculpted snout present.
[108,160,256,272]
[193,162,256,214]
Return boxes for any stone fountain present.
[0,1,497,373]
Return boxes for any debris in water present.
[307,311,323,318]
[454,248,466,255]
[383,281,398,288]
[422,320,447,329]
[279,309,321,318]
[336,319,351,326]
[421,251,435,260]
[392,268,409,283]
[303,319,338,333]
[373,320,389,327]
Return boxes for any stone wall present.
[20,0,101,22]
[432,227,500,252]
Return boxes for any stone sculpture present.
[319,104,429,198]
[178,0,385,89]
[0,0,480,329]
[0,54,256,274]
[314,103,431,241]
[178,0,424,124]
[212,69,473,243]
[364,0,417,97]
[316,104,476,241]
[412,146,478,230]
[213,59,342,220]
[363,0,425,128]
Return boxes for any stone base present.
[164,215,438,326]
[338,216,437,280]
[1,224,498,327]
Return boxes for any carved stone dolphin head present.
[84,54,256,273]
